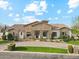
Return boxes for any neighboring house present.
[0,26,4,39]
[8,20,71,40]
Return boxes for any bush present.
[2,35,6,40]
[68,45,73,53]
[14,36,19,41]
[59,35,70,42]
[40,38,47,41]
[70,36,75,41]
[7,33,14,41]
[8,42,16,51]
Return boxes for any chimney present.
[42,20,48,24]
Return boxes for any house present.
[0,26,4,39]
[8,20,71,40]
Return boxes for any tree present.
[1,25,7,40]
[71,16,79,35]
[7,33,14,41]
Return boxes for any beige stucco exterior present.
[8,21,71,40]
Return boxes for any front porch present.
[17,30,71,41]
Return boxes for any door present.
[51,32,57,39]
[35,31,40,38]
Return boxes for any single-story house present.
[8,20,71,40]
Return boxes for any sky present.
[0,0,79,26]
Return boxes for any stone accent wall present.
[0,51,79,59]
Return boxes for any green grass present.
[15,46,67,53]
[0,40,9,44]
[67,40,79,45]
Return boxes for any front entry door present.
[35,31,40,38]
[51,32,57,39]
[36,34,39,38]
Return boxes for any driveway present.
[0,44,7,51]
[0,41,78,51]
[16,41,69,49]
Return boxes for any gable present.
[60,27,70,32]
[32,23,52,30]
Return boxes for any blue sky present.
[0,0,79,26]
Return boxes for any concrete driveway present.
[16,41,68,49]
[0,41,76,51]
[0,44,7,51]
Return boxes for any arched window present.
[43,31,47,37]
[21,32,22,35]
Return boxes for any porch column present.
[47,31,51,39]
[40,31,43,39]
[57,30,60,38]
[32,31,35,38]
[68,30,72,37]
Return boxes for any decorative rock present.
[73,46,79,54]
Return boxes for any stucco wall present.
[0,51,79,59]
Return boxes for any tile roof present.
[51,24,68,29]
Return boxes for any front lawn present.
[15,46,67,53]
[0,40,9,44]
[67,40,79,45]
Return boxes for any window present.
[43,31,47,37]
[61,32,65,35]
[21,32,22,35]
[52,32,57,37]
[26,32,31,37]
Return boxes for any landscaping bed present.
[67,40,79,45]
[15,46,67,53]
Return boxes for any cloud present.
[14,14,20,22]
[0,0,12,10]
[8,13,40,24]
[11,13,21,22]
[8,13,20,17]
[67,0,79,14]
[68,0,79,9]
[48,17,52,20]
[8,6,13,11]
[40,0,47,12]
[15,13,20,17]
[68,9,73,14]
[8,13,13,17]
[57,9,61,14]
[22,16,40,24]
[54,17,58,20]
[48,17,59,20]
[14,17,20,22]
[24,0,47,15]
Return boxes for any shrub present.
[2,35,6,40]
[14,36,19,41]
[40,38,47,41]
[59,35,70,42]
[68,45,73,53]
[32,38,37,41]
[8,42,16,51]
[7,33,14,41]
